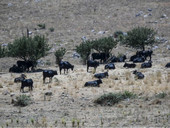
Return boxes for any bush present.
[0,45,7,58]
[122,26,156,51]
[76,41,92,64]
[156,92,167,98]
[14,95,31,107]
[49,27,54,32]
[37,23,46,29]
[7,35,49,63]
[54,47,66,65]
[92,36,117,54]
[94,91,136,106]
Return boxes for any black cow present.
[87,60,99,72]
[59,61,74,74]
[123,63,136,68]
[136,50,153,60]
[133,57,145,63]
[20,79,33,92]
[94,72,109,79]
[92,53,109,63]
[165,63,170,68]
[130,55,138,61]
[110,55,126,63]
[105,63,115,70]
[17,60,35,72]
[9,65,24,73]
[84,79,102,87]
[43,70,58,83]
[14,74,26,83]
[133,70,144,79]
[141,61,152,68]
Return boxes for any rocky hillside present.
[0,0,170,69]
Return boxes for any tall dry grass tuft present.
[8,81,14,86]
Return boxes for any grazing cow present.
[59,61,74,74]
[14,74,27,83]
[94,72,109,79]
[20,79,33,92]
[92,53,109,63]
[133,57,145,63]
[9,65,24,73]
[105,63,115,70]
[87,60,99,72]
[123,63,136,68]
[43,70,58,83]
[84,79,102,87]
[165,63,170,68]
[141,61,152,68]
[136,50,153,60]
[133,70,144,79]
[17,60,35,72]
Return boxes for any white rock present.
[8,3,12,7]
[98,31,105,34]
[144,14,148,18]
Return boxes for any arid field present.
[0,0,170,127]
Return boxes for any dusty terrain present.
[0,0,170,127]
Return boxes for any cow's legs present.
[87,66,89,72]
[60,68,62,75]
[43,77,45,83]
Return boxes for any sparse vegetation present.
[91,36,118,55]
[76,41,92,64]
[0,45,7,58]
[156,92,167,98]
[54,47,66,65]
[94,91,136,106]
[14,95,32,107]
[37,23,46,29]
[7,35,49,63]
[122,26,157,51]
[49,27,54,32]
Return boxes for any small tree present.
[76,41,92,64]
[7,35,49,63]
[0,45,7,58]
[122,27,156,51]
[92,36,118,55]
[54,47,66,65]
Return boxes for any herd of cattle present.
[10,50,170,92]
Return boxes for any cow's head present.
[123,63,127,67]
[53,70,58,75]
[97,79,102,84]
[71,65,74,71]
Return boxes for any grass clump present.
[156,92,167,98]
[14,95,31,107]
[94,91,136,106]
[49,27,54,32]
[37,23,46,29]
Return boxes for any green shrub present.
[49,27,54,32]
[14,95,31,107]
[37,24,46,29]
[156,92,167,98]
[54,47,66,65]
[7,35,49,63]
[94,91,136,106]
[0,45,7,58]
[92,36,117,54]
[122,26,156,51]
[76,41,92,64]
